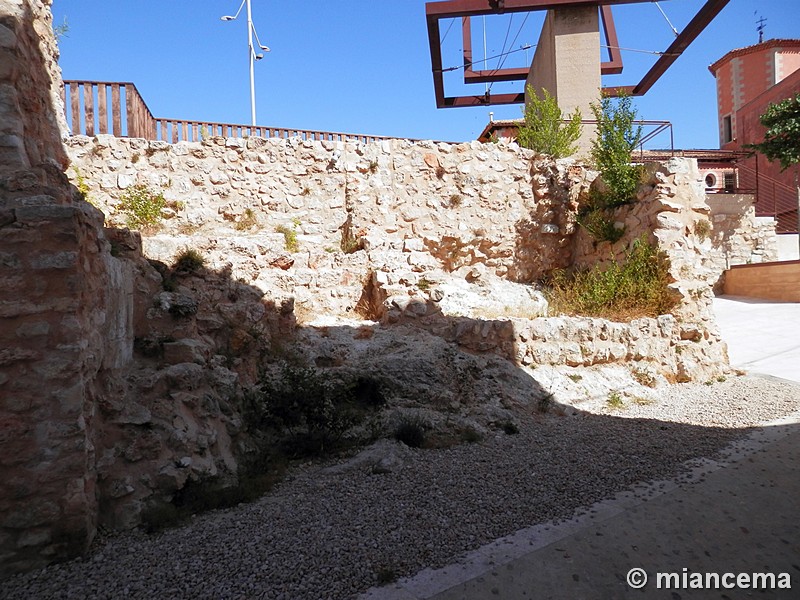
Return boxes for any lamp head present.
[220,15,235,21]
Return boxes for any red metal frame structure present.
[461,5,622,87]
[426,0,730,108]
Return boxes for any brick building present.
[709,39,800,233]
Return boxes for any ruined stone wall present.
[1,0,285,576]
[0,0,102,575]
[706,194,778,270]
[67,137,744,383]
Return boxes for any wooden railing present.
[62,80,156,138]
[62,80,402,144]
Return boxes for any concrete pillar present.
[526,6,601,156]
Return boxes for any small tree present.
[746,93,800,170]
[590,93,643,207]
[517,86,582,158]
[746,93,800,246]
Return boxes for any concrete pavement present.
[361,295,800,600]
[713,295,800,384]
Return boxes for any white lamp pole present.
[222,0,269,127]
[246,0,256,126]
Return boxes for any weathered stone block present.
[14,205,78,223]
[29,251,78,269]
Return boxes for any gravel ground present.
[2,375,799,600]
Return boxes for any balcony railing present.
[62,80,404,144]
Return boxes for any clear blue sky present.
[52,0,798,149]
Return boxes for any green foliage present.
[631,368,656,388]
[235,208,258,231]
[448,193,463,208]
[275,224,299,252]
[173,247,205,273]
[251,366,385,456]
[746,93,800,171]
[590,93,643,207]
[500,420,519,435]
[140,459,287,534]
[393,417,427,448]
[693,218,712,242]
[576,204,625,243]
[517,86,582,158]
[72,166,91,203]
[606,391,624,409]
[460,427,483,444]
[119,184,166,230]
[537,391,554,414]
[53,16,69,40]
[545,237,678,321]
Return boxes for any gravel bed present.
[3,375,799,600]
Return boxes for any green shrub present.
[236,208,258,231]
[589,93,643,207]
[576,205,625,243]
[72,166,91,203]
[694,218,711,242]
[537,391,554,414]
[545,237,677,321]
[500,421,519,435]
[517,86,582,158]
[252,366,384,456]
[393,417,426,448]
[119,184,166,230]
[606,391,624,409]
[173,248,205,273]
[340,227,362,254]
[460,427,483,444]
[631,367,657,388]
[275,224,299,252]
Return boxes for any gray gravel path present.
[2,376,798,600]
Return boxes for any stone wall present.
[66,136,742,383]
[1,0,288,576]
[1,0,102,574]
[706,193,778,272]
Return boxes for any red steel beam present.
[631,0,730,95]
[427,0,729,108]
[461,4,622,84]
[426,0,652,18]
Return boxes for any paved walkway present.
[713,295,800,383]
[361,295,800,600]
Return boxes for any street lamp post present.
[221,0,270,126]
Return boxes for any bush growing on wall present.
[118,184,166,230]
[590,93,643,207]
[248,365,386,456]
[517,86,583,158]
[545,236,677,321]
[574,93,644,242]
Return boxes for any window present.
[723,172,736,192]
[722,115,733,144]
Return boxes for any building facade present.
[709,39,800,233]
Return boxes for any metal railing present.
[62,80,404,144]
[736,160,798,234]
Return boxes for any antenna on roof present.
[755,12,767,44]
